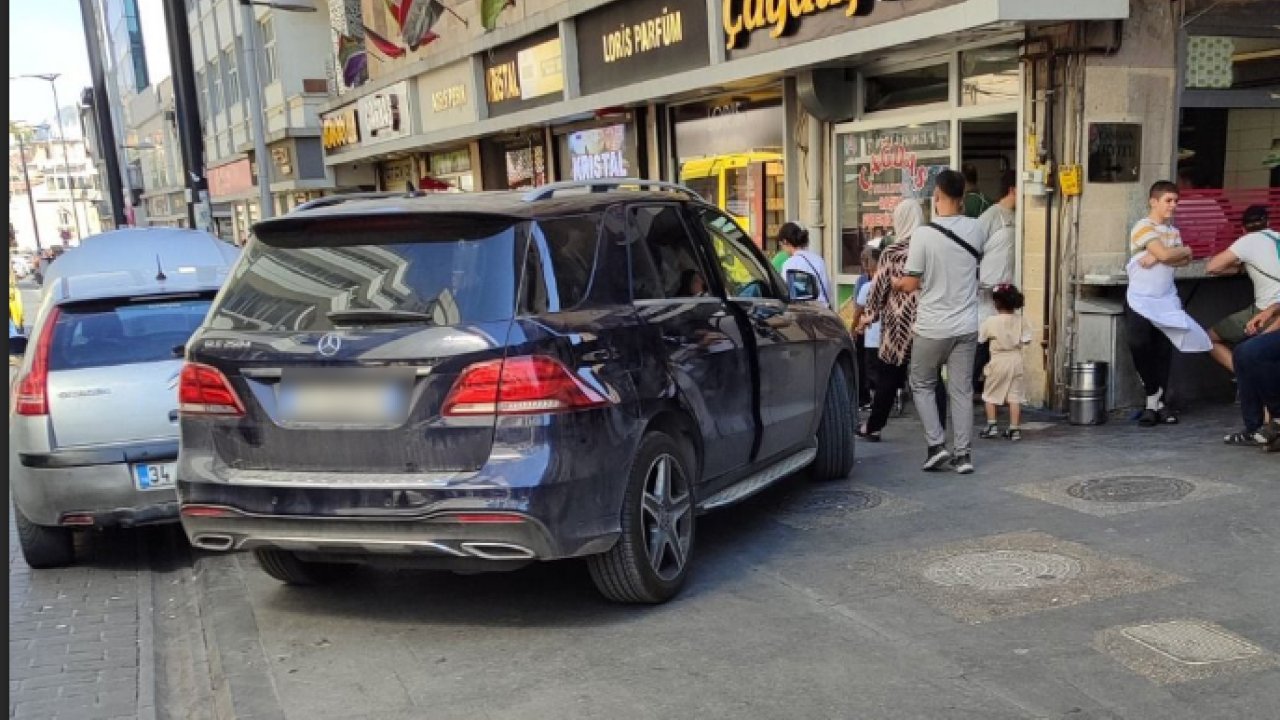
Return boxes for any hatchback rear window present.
[48,296,213,371]
[207,217,527,332]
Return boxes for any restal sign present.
[575,0,710,96]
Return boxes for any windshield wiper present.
[325,309,436,326]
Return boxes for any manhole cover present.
[795,489,882,513]
[923,550,1082,591]
[1121,621,1264,665]
[1066,475,1195,503]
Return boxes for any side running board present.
[697,442,817,512]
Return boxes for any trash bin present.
[1068,361,1108,425]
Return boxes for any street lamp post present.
[11,124,43,251]
[238,0,316,221]
[15,74,85,242]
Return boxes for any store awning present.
[326,0,1129,166]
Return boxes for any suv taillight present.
[442,356,608,416]
[14,307,60,416]
[178,363,245,416]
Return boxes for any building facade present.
[8,127,105,252]
[186,0,339,244]
[293,0,1276,409]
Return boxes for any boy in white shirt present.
[1125,181,1212,427]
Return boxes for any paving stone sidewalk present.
[8,507,157,720]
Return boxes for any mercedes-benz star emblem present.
[317,333,342,357]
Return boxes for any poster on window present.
[504,146,547,190]
[567,125,631,181]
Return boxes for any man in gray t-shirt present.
[895,169,985,474]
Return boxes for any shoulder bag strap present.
[926,222,982,264]
[798,253,833,309]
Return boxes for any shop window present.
[837,122,950,276]
[864,64,949,113]
[960,47,1019,106]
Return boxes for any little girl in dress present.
[978,284,1033,441]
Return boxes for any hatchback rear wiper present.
[325,309,436,325]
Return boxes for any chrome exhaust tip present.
[193,534,235,552]
[460,542,536,560]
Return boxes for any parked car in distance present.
[177,180,856,603]
[9,229,239,568]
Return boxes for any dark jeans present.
[865,354,947,434]
[1235,331,1280,433]
[1125,304,1177,408]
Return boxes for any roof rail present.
[522,178,702,202]
[293,191,422,213]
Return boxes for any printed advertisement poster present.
[567,125,631,181]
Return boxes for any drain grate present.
[923,550,1082,591]
[1121,621,1264,665]
[795,489,883,513]
[1066,475,1195,503]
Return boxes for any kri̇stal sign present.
[722,0,904,50]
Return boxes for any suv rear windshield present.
[208,218,528,332]
[49,295,214,371]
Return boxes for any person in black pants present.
[1125,301,1178,421]
[1224,304,1280,449]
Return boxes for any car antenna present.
[155,255,168,282]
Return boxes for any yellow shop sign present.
[722,0,892,50]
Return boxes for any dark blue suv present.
[176,181,856,603]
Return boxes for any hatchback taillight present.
[178,363,245,417]
[442,356,608,416]
[14,307,60,416]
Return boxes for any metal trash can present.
[1068,361,1108,425]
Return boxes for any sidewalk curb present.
[192,552,287,720]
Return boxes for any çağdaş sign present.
[722,0,906,50]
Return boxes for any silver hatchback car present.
[9,229,238,567]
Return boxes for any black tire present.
[811,364,856,481]
[587,431,696,604]
[253,549,351,585]
[15,507,75,569]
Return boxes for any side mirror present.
[786,270,819,302]
[9,335,28,357]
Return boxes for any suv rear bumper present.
[179,507,588,564]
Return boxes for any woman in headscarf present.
[856,199,944,440]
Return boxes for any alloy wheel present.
[640,453,693,582]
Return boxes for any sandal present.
[856,426,882,442]
[979,424,1001,440]
[1224,431,1264,447]
[1138,409,1159,427]
[1004,428,1022,442]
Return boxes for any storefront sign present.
[418,61,479,131]
[484,31,564,117]
[271,144,294,179]
[321,106,361,153]
[359,81,412,144]
[381,157,419,189]
[567,125,631,181]
[207,158,255,199]
[576,0,709,95]
[723,0,951,58]
[431,84,467,112]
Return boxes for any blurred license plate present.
[133,463,176,491]
[279,376,407,423]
